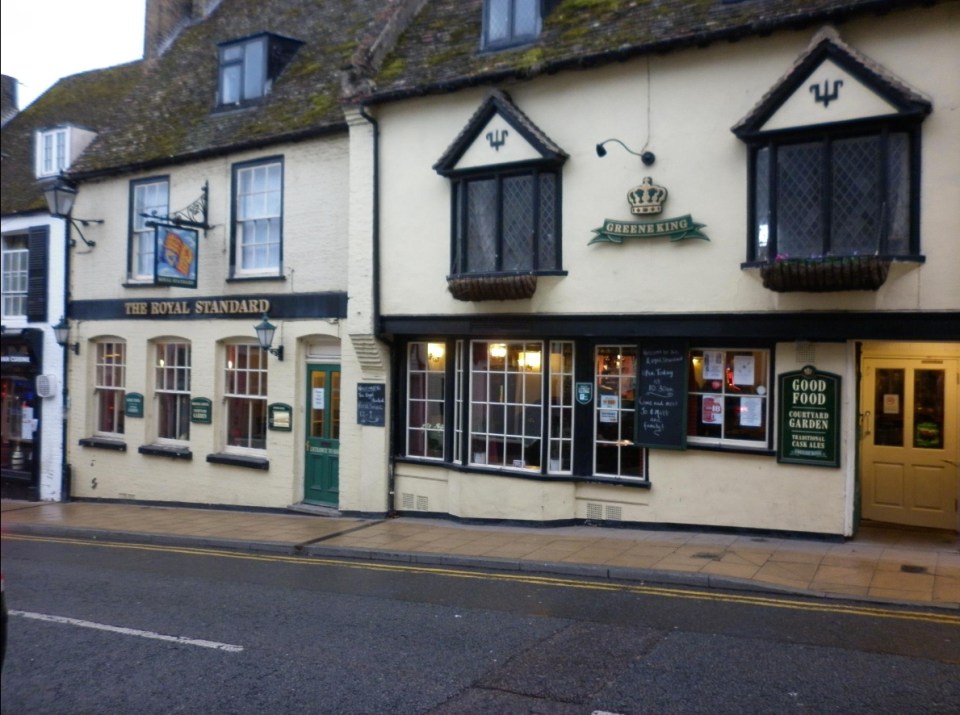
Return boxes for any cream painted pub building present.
[50,0,393,515]
[353,0,959,536]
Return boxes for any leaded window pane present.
[754,148,770,262]
[466,179,498,273]
[886,133,910,255]
[831,136,881,255]
[502,175,534,271]
[538,173,557,270]
[776,142,823,257]
[487,0,510,43]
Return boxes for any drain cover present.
[693,552,722,560]
[900,564,928,574]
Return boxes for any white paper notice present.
[312,388,325,410]
[702,351,724,380]
[740,397,762,427]
[733,355,755,385]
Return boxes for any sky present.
[1,0,146,110]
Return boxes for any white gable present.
[761,58,900,132]
[453,112,542,170]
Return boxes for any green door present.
[304,364,340,506]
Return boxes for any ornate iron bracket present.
[143,182,212,235]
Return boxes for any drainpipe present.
[357,104,396,517]
[60,216,72,502]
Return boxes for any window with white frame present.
[687,348,771,449]
[1,235,28,318]
[406,342,447,459]
[224,343,268,450]
[36,128,68,177]
[95,341,126,436]
[482,0,541,50]
[548,341,574,473]
[469,340,544,470]
[155,341,191,442]
[232,158,282,277]
[130,178,170,281]
[594,345,644,480]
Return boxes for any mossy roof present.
[358,0,941,104]
[0,62,144,215]
[2,0,387,214]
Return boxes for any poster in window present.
[702,351,724,380]
[599,394,619,423]
[154,224,199,288]
[733,355,755,386]
[882,394,900,414]
[312,388,325,410]
[702,395,723,424]
[740,397,763,427]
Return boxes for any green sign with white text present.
[777,366,840,467]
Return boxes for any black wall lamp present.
[254,313,284,361]
[53,316,79,355]
[42,174,103,248]
[596,138,655,167]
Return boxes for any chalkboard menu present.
[635,344,688,449]
[357,383,386,427]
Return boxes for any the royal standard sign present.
[589,176,709,245]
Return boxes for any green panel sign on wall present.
[125,392,144,418]
[777,366,841,467]
[191,397,212,424]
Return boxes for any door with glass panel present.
[860,357,958,530]
[304,364,340,506]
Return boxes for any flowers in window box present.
[759,254,891,293]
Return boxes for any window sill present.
[206,452,269,470]
[394,457,651,488]
[139,444,193,460]
[79,437,127,452]
[686,442,775,457]
[123,280,158,288]
[226,275,286,284]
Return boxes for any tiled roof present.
[0,62,144,215]
[72,0,389,176]
[1,0,395,207]
[358,0,941,104]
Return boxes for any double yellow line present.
[5,532,959,626]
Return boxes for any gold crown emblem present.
[627,176,668,215]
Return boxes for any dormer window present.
[34,125,98,180]
[217,33,303,108]
[482,0,541,50]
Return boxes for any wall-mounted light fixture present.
[53,316,79,355]
[254,313,284,361]
[595,138,655,167]
[42,174,104,248]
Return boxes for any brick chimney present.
[144,0,220,60]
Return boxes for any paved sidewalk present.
[2,499,957,609]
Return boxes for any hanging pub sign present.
[154,223,199,288]
[589,177,709,245]
[777,365,841,467]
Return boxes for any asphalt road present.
[2,534,958,714]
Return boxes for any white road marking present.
[10,610,244,652]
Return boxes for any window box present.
[758,255,892,293]
[447,273,537,301]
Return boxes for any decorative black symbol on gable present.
[810,79,844,108]
[486,129,509,151]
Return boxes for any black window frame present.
[744,120,923,264]
[449,164,563,278]
[216,33,303,109]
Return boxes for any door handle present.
[859,410,871,440]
